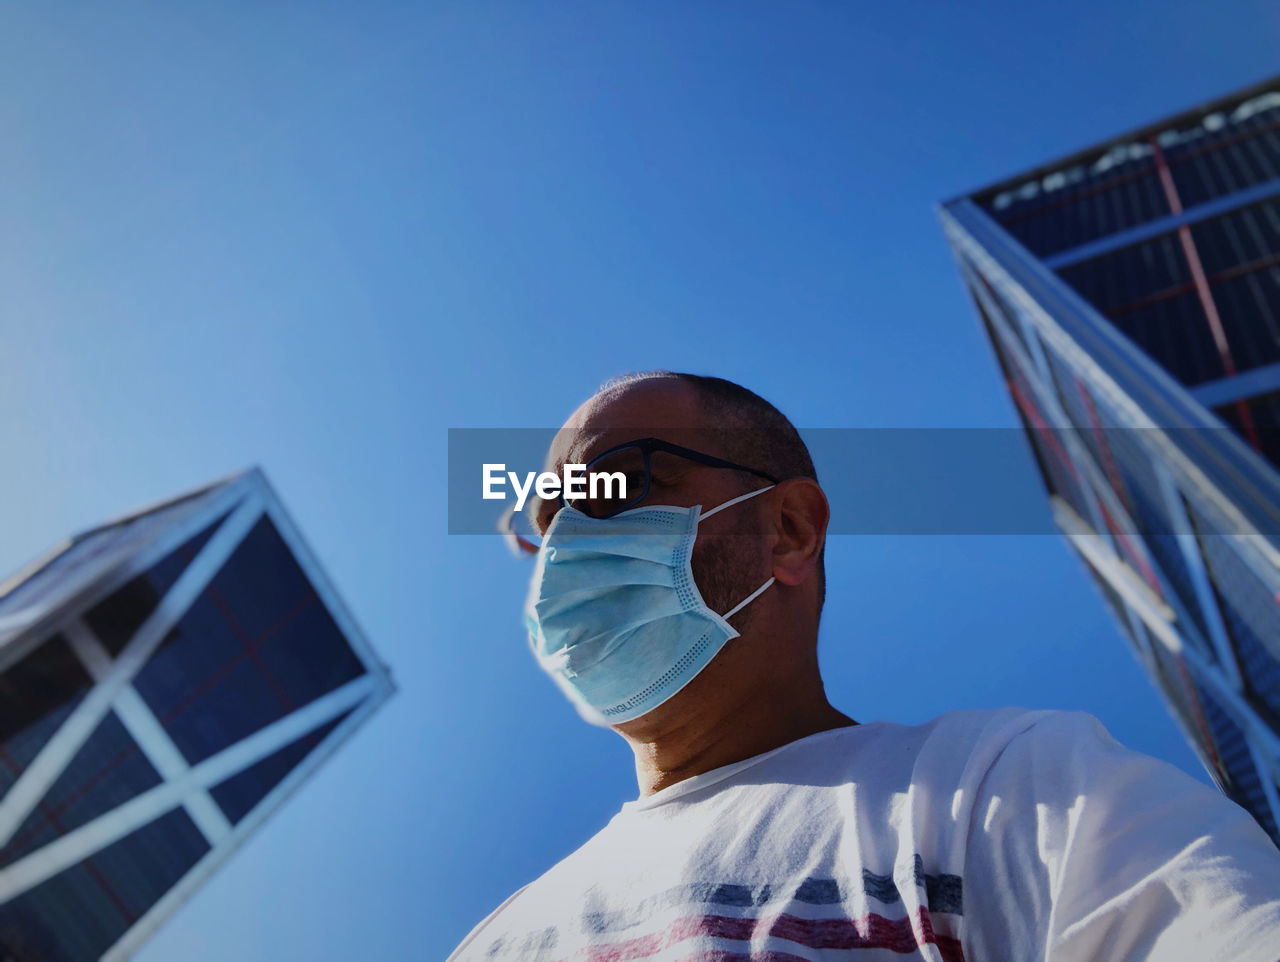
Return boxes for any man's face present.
[531,378,773,624]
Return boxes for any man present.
[451,371,1280,961]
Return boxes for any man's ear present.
[770,479,828,587]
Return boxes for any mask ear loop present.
[722,576,775,620]
[698,484,775,523]
[696,484,777,621]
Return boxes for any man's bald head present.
[595,371,819,489]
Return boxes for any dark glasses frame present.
[561,436,780,519]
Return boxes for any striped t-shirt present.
[450,707,1280,961]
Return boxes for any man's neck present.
[619,681,856,797]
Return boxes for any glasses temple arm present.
[498,506,541,557]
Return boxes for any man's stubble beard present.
[690,524,768,635]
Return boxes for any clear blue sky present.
[1,3,1277,959]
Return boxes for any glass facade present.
[0,469,394,960]
[942,75,1280,844]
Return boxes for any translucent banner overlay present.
[448,428,1280,536]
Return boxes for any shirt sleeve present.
[961,710,1280,962]
[446,883,531,960]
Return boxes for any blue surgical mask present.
[523,486,775,726]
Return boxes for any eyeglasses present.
[499,436,779,555]
[563,437,779,518]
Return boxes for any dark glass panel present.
[0,710,161,870]
[1054,198,1280,384]
[1247,390,1280,434]
[1196,683,1279,844]
[133,517,364,766]
[1054,232,1233,387]
[1242,392,1280,467]
[210,709,354,824]
[1057,232,1188,314]
[978,96,1280,259]
[0,638,93,798]
[1190,198,1280,274]
[1214,393,1280,469]
[1168,115,1280,209]
[1112,292,1225,386]
[1214,401,1244,438]
[0,808,208,962]
[253,600,364,713]
[83,511,231,658]
[90,807,209,922]
[1190,512,1280,727]
[141,637,295,766]
[1211,270,1280,375]
[989,163,1167,258]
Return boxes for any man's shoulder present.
[686,706,1099,809]
[912,705,1122,779]
[913,706,1229,837]
[896,704,1114,758]
[806,706,1121,800]
[810,705,1080,769]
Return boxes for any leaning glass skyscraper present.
[0,469,394,960]
[941,75,1280,844]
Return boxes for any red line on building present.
[1149,135,1262,451]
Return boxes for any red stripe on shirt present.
[571,908,964,962]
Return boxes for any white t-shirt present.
[449,708,1280,961]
